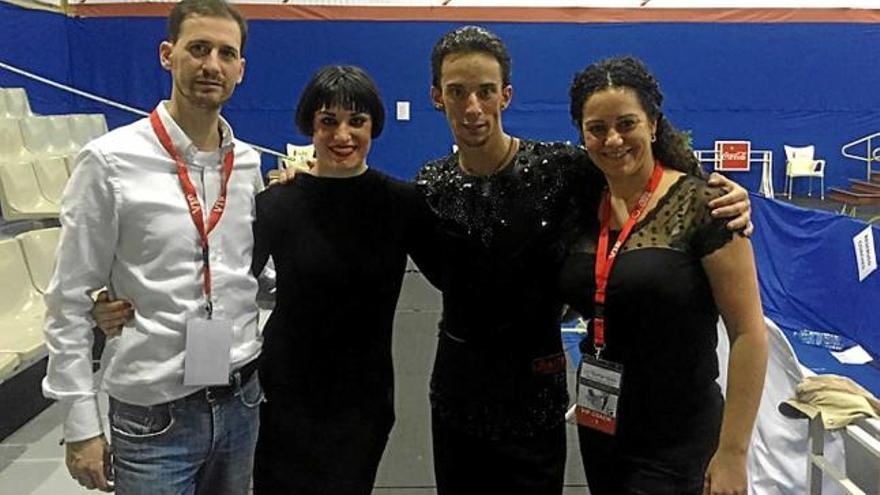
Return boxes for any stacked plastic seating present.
[20,115,79,159]
[0,88,112,220]
[0,88,33,119]
[0,227,61,383]
[0,238,48,372]
[19,115,76,206]
[67,113,108,173]
[31,156,68,205]
[0,113,59,220]
[69,113,108,145]
[0,117,32,164]
[16,227,61,294]
[0,351,20,383]
[0,159,61,220]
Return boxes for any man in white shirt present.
[42,1,264,492]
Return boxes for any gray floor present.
[0,266,589,494]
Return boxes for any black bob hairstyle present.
[295,65,385,139]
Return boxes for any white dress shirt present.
[43,102,264,442]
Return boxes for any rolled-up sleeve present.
[42,145,119,442]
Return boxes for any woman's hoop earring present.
[651,134,657,143]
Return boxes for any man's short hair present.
[295,65,385,139]
[167,0,248,52]
[430,25,512,88]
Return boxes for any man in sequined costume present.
[418,25,752,494]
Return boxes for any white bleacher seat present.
[1,88,32,119]
[19,115,78,158]
[87,113,107,136]
[0,238,46,363]
[0,160,61,220]
[0,118,32,163]
[0,352,21,383]
[15,227,61,294]
[69,113,108,149]
[32,156,69,205]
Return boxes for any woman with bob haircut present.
[561,55,767,495]
[250,65,439,494]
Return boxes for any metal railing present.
[841,132,880,181]
[693,148,775,198]
[808,415,880,495]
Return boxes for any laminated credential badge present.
[576,355,623,435]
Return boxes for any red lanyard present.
[593,162,664,357]
[149,109,234,319]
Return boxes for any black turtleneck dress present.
[250,169,437,495]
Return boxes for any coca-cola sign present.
[715,141,751,171]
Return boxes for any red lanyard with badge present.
[576,161,664,435]
[150,108,236,386]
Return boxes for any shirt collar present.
[154,101,236,160]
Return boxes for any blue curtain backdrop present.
[751,195,879,357]
[2,2,879,186]
[750,195,879,393]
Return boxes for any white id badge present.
[184,318,233,386]
[576,355,623,435]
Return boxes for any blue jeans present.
[108,372,263,495]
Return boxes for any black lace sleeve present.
[687,177,736,258]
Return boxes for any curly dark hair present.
[569,56,701,177]
[430,25,512,88]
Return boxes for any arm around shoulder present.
[251,188,279,279]
[402,183,444,290]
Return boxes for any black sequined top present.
[415,140,604,439]
[559,174,734,457]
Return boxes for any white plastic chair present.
[68,113,108,148]
[20,115,78,157]
[32,156,69,205]
[0,351,21,383]
[785,145,826,200]
[0,160,61,220]
[0,118,31,162]
[0,238,47,363]
[15,227,61,294]
[1,88,32,119]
